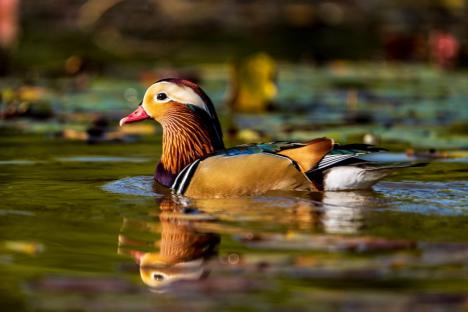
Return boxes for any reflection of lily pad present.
[56,156,150,163]
[0,160,40,165]
[239,232,415,252]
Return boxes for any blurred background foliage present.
[0,0,467,150]
[3,0,468,71]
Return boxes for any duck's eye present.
[156,93,167,101]
[152,273,165,281]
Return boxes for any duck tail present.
[361,161,429,172]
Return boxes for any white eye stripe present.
[144,81,212,116]
[156,82,207,109]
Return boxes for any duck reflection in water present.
[320,191,376,234]
[116,187,383,291]
[118,197,220,292]
[192,190,376,235]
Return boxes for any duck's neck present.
[155,105,224,187]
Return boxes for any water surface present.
[0,134,467,311]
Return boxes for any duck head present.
[120,79,225,186]
[120,79,221,134]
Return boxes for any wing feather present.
[308,144,386,173]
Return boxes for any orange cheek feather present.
[144,101,185,122]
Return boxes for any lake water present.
[0,133,467,311]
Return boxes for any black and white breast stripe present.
[171,159,201,195]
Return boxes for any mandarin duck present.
[120,79,422,198]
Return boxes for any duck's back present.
[169,138,416,198]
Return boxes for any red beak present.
[119,105,150,126]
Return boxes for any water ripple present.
[102,176,161,197]
[375,181,468,215]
